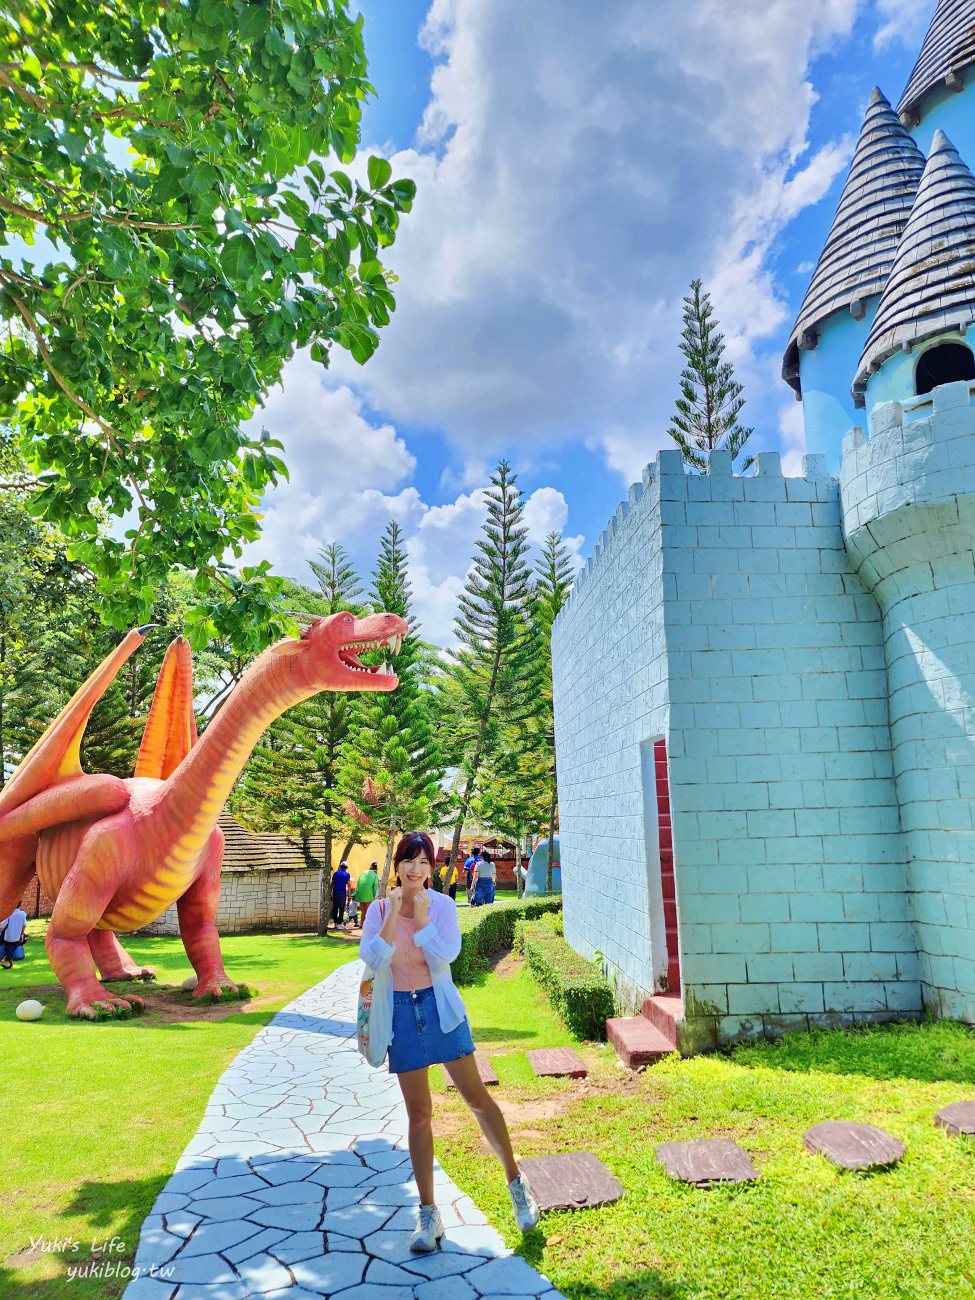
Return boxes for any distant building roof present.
[853,130,975,396]
[782,89,924,394]
[218,811,327,873]
[898,0,975,124]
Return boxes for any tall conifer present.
[230,544,364,933]
[339,520,444,896]
[668,279,753,471]
[440,460,535,873]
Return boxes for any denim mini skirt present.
[388,985,475,1074]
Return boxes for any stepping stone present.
[446,1052,499,1088]
[655,1138,758,1187]
[934,1100,975,1137]
[520,1152,624,1210]
[803,1121,904,1170]
[528,1047,587,1079]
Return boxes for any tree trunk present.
[378,802,397,899]
[317,826,334,936]
[0,631,6,791]
[448,646,503,877]
[546,781,557,893]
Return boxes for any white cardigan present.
[358,890,468,1034]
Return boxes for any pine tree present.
[668,279,753,471]
[474,531,574,891]
[534,532,573,889]
[439,460,536,874]
[339,521,445,898]
[229,548,366,933]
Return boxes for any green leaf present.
[367,156,392,190]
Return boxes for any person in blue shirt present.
[330,862,352,930]
[463,846,481,904]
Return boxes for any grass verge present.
[517,912,614,1039]
[453,894,562,984]
[432,1015,975,1299]
[0,924,359,1298]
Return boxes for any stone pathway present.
[124,960,562,1300]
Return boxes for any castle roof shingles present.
[898,0,975,124]
[782,89,924,394]
[853,130,975,397]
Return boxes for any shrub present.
[452,896,562,985]
[516,917,615,1040]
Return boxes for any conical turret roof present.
[898,0,975,124]
[782,89,924,394]
[854,130,975,391]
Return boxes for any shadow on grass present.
[471,1025,548,1043]
[0,1173,168,1299]
[519,1233,693,1300]
[730,1018,975,1086]
[558,1275,695,1299]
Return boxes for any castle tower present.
[840,129,975,1023]
[898,0,975,160]
[781,90,924,469]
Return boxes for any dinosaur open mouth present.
[338,633,403,675]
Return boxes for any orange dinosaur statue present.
[0,612,407,1018]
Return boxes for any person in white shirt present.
[0,901,27,968]
[359,830,540,1251]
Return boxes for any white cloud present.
[874,0,932,51]
[242,358,417,575]
[325,0,861,482]
[523,487,568,541]
[778,398,807,477]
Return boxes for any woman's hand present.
[387,886,403,913]
[412,890,430,927]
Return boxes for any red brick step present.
[606,1016,676,1069]
[642,993,682,1040]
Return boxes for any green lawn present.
[432,1018,975,1299]
[6,920,974,1300]
[0,925,359,1297]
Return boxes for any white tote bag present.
[356,903,393,1067]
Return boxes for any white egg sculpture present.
[182,975,198,992]
[16,999,44,1021]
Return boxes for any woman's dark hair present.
[393,831,436,888]
[480,850,492,864]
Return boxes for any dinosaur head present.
[270,611,408,692]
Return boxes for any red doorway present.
[654,739,680,992]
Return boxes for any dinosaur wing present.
[135,637,198,779]
[0,627,148,819]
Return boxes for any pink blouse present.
[389,909,433,992]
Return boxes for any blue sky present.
[248,0,937,643]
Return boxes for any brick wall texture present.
[552,408,975,1048]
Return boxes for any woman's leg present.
[443,1053,519,1183]
[397,1066,436,1205]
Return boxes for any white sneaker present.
[507,1173,540,1231]
[410,1204,444,1252]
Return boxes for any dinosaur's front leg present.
[46,820,146,1018]
[178,828,239,1000]
[88,930,156,982]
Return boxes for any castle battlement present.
[556,447,837,625]
[841,378,975,541]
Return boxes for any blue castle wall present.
[552,449,923,1049]
[551,7,975,1049]
[842,380,975,1023]
[796,310,874,473]
[908,84,975,164]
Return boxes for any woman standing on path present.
[359,830,540,1252]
